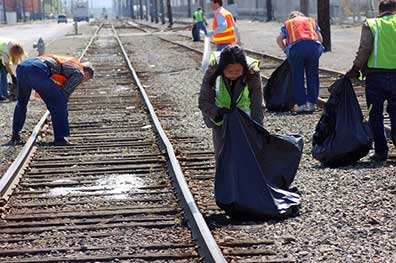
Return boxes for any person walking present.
[345,0,396,162]
[206,0,240,51]
[192,7,208,41]
[11,55,94,146]
[0,38,25,101]
[199,45,264,159]
[276,11,324,113]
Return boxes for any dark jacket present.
[198,62,264,158]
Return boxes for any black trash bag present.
[263,60,294,111]
[215,109,302,220]
[192,24,199,41]
[312,77,372,167]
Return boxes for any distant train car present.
[73,0,89,22]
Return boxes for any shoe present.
[306,102,316,112]
[291,104,306,113]
[7,94,16,101]
[0,96,6,102]
[11,133,21,143]
[369,153,387,162]
[53,138,73,146]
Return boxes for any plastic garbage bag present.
[201,36,212,73]
[215,109,302,220]
[263,60,294,111]
[312,77,372,167]
[192,24,199,41]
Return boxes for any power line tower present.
[317,0,331,51]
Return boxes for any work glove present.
[213,107,230,122]
[11,75,17,85]
[345,65,360,79]
[206,31,214,37]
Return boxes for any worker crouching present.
[11,55,94,146]
[276,11,324,113]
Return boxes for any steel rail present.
[112,24,227,263]
[0,23,103,207]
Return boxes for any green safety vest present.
[209,52,260,126]
[367,15,396,69]
[0,38,15,66]
[0,39,9,66]
[194,10,203,23]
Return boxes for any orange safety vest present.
[35,54,84,99]
[284,17,319,45]
[212,8,237,45]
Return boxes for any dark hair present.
[197,7,202,11]
[379,0,396,13]
[210,44,249,85]
[211,0,223,6]
[83,66,94,78]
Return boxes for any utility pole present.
[199,0,204,12]
[22,0,26,22]
[266,0,273,21]
[300,0,309,15]
[150,0,153,22]
[187,0,191,17]
[317,0,331,51]
[160,0,165,24]
[145,0,149,20]
[130,0,135,18]
[166,0,172,27]
[139,0,143,19]
[154,0,158,23]
[2,0,6,24]
[255,0,259,18]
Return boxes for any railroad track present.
[114,19,394,262]
[0,22,228,263]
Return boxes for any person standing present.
[206,0,240,51]
[192,7,208,41]
[11,55,94,146]
[199,45,264,159]
[345,0,396,162]
[276,11,324,113]
[0,38,25,101]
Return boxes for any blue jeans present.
[287,41,323,106]
[194,22,207,41]
[0,63,8,98]
[13,58,70,141]
[216,43,230,52]
[365,72,396,157]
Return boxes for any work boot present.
[11,133,21,143]
[291,104,306,114]
[369,152,387,162]
[53,138,73,146]
[7,94,16,102]
[306,102,316,112]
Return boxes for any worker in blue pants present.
[276,11,324,113]
[11,56,94,146]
